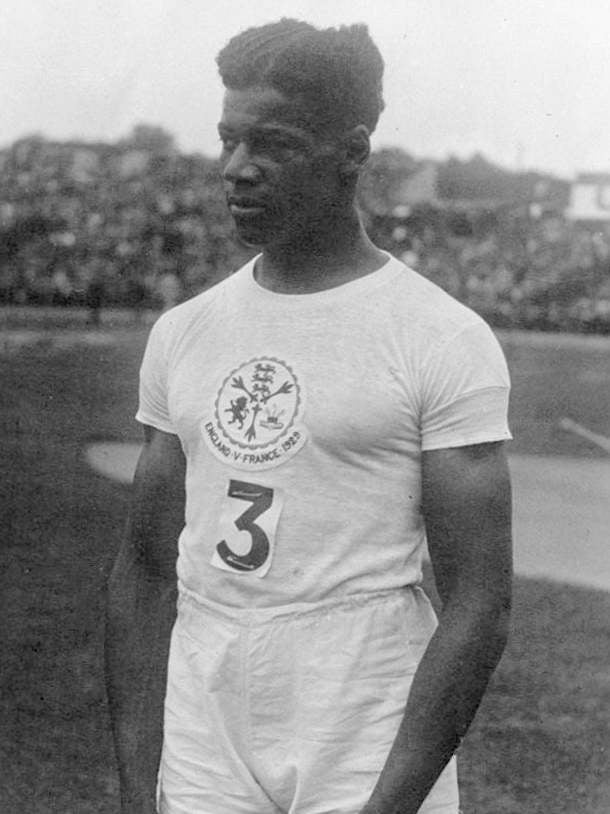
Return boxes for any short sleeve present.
[420,321,512,450]
[135,316,176,434]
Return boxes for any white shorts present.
[158,587,459,814]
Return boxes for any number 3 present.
[216,480,274,572]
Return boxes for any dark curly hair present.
[216,18,385,135]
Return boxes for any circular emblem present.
[202,356,308,470]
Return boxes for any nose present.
[222,142,260,184]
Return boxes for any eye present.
[250,132,303,158]
[219,134,238,154]
[270,136,297,152]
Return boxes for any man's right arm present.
[105,425,186,814]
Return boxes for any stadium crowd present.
[1,131,609,333]
[371,204,610,333]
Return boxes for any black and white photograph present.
[1,2,609,812]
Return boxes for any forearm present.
[363,596,510,814]
[105,533,177,812]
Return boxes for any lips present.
[227,194,268,217]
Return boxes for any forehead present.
[219,85,316,135]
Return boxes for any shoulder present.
[373,258,510,404]
[376,257,493,354]
[389,260,484,338]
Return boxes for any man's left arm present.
[362,441,512,814]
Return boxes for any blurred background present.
[1,0,610,330]
[1,2,609,812]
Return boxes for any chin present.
[233,222,287,249]
[231,211,300,250]
[234,227,268,248]
[230,214,270,248]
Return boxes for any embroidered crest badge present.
[203,356,308,470]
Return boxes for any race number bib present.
[210,480,284,578]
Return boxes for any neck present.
[256,206,387,294]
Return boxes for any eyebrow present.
[217,122,315,143]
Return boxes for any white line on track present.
[559,418,610,453]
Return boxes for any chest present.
[167,315,421,467]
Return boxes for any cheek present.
[286,163,327,200]
[267,157,338,221]
[270,170,311,213]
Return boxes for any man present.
[105,19,512,814]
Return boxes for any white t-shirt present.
[136,253,511,608]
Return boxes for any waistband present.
[177,582,425,627]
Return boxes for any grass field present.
[1,308,609,813]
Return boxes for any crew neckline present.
[240,251,404,305]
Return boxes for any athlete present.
[105,19,513,814]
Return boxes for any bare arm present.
[362,441,512,814]
[105,426,186,814]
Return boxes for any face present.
[218,85,343,247]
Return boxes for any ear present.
[339,124,371,176]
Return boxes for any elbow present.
[106,532,176,608]
[479,587,512,665]
[477,563,513,657]
[492,598,511,659]
[445,583,512,663]
[490,569,512,647]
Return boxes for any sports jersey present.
[136,252,511,609]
